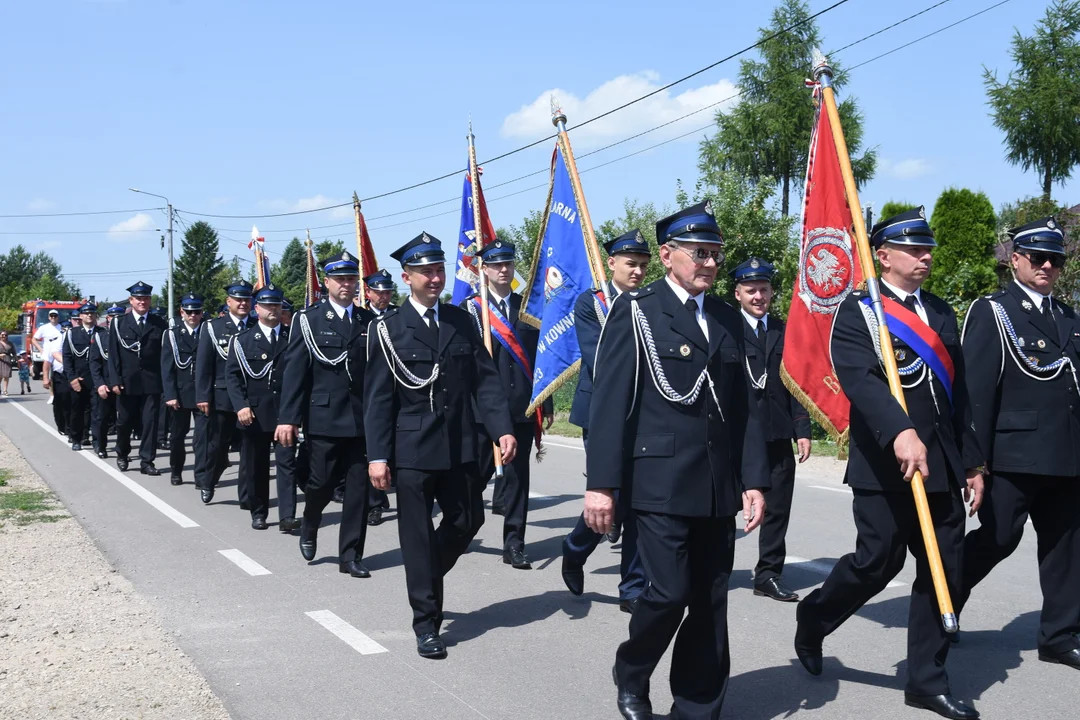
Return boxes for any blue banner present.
[523,146,596,414]
[452,175,479,305]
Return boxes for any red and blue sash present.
[862,295,955,405]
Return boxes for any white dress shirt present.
[1014,279,1054,314]
[880,278,928,325]
[327,298,352,321]
[257,323,280,342]
[740,308,769,336]
[664,276,709,341]
[408,296,440,327]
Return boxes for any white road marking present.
[787,555,906,588]
[6,401,199,528]
[306,610,388,655]
[541,439,584,452]
[218,549,272,576]
[528,490,552,500]
[809,484,849,494]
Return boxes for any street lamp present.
[129,188,175,320]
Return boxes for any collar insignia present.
[326,310,334,320]
[1021,299,1033,310]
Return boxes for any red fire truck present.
[18,299,86,379]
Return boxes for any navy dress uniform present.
[364,268,398,526]
[94,304,126,448]
[960,216,1080,670]
[62,303,107,453]
[463,239,552,569]
[161,294,206,486]
[795,209,983,718]
[278,252,376,572]
[195,280,253,504]
[589,204,770,719]
[365,233,513,658]
[151,306,172,451]
[107,282,168,475]
[227,285,294,530]
[562,230,649,608]
[731,258,812,602]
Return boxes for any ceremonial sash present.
[862,296,955,405]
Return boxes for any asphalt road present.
[1,393,1076,720]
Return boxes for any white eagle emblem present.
[806,248,845,291]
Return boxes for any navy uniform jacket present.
[462,291,551,426]
[278,300,373,437]
[364,301,513,471]
[962,281,1080,477]
[161,324,200,409]
[107,313,167,395]
[226,324,290,433]
[743,315,811,442]
[88,325,111,389]
[569,283,615,430]
[831,287,982,493]
[62,326,104,385]
[586,280,770,518]
[195,316,247,412]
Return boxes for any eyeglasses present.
[1023,252,1066,269]
[674,245,724,265]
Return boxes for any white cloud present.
[881,158,933,180]
[259,194,353,220]
[27,198,56,212]
[108,212,157,242]
[501,71,738,149]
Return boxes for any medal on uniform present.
[679,344,691,357]
[1021,299,1033,310]
[1018,337,1026,347]
[1038,339,1046,349]
[1029,355,1039,366]
[895,349,906,361]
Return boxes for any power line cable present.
[0,207,164,219]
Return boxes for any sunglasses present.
[1022,252,1066,269]
[674,245,725,265]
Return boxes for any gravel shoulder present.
[0,430,230,720]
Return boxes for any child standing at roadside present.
[17,352,31,394]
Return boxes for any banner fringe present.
[780,362,849,460]
[526,358,581,418]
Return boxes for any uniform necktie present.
[497,298,508,319]
[757,319,765,338]
[268,329,275,347]
[684,298,698,318]
[425,308,437,329]
[1043,297,1057,331]
[903,295,918,311]
[138,315,145,327]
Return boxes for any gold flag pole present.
[467,120,505,479]
[304,229,314,306]
[352,192,368,309]
[815,55,956,633]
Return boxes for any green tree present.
[699,0,876,216]
[923,188,999,314]
[0,245,79,298]
[173,221,226,311]
[876,201,918,226]
[498,208,545,270]
[984,0,1080,201]
[596,199,668,285]
[315,239,347,264]
[271,237,309,304]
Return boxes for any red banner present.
[304,241,321,308]
[780,92,863,444]
[356,209,380,297]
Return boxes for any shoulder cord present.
[630,299,722,418]
[592,296,639,419]
[594,294,609,331]
[233,338,273,381]
[858,301,940,413]
[204,321,232,361]
[297,312,352,382]
[96,330,109,361]
[744,356,767,390]
[375,318,438,411]
[467,301,483,337]
[988,299,1078,388]
[167,329,194,370]
[66,329,90,359]
[113,319,141,354]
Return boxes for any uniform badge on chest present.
[1037,339,1047,349]
[895,349,906,362]
[679,344,691,357]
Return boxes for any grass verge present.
[0,469,67,526]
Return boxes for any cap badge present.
[1048,219,1057,229]
[635,231,644,244]
[1021,299,1033,310]
[703,200,714,217]
[750,259,760,269]
[918,206,926,219]
[421,232,431,243]
[1037,338,1047,349]
[895,349,906,362]
[679,344,691,357]
[494,241,502,248]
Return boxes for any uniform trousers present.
[477,423,535,551]
[238,428,296,521]
[199,409,244,501]
[50,376,70,436]
[301,435,369,564]
[616,512,735,720]
[115,392,160,466]
[960,472,1080,653]
[798,486,965,695]
[274,440,301,522]
[168,407,207,479]
[369,485,390,511]
[755,440,797,582]
[157,402,171,446]
[396,463,482,637]
[564,498,646,601]
[67,384,94,444]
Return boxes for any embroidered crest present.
[679,344,691,357]
[797,227,856,316]
[1022,299,1033,310]
[326,310,334,320]
[1038,339,1047,349]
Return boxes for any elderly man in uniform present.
[365,232,515,659]
[107,281,168,475]
[63,302,106,453]
[586,202,769,720]
[463,239,551,570]
[730,257,812,603]
[363,268,398,526]
[161,294,205,486]
[277,252,376,575]
[229,285,292,531]
[561,229,651,612]
[794,208,985,720]
[195,280,253,504]
[959,216,1080,671]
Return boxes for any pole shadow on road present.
[440,589,617,647]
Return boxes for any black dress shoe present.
[96,449,108,459]
[754,577,800,602]
[367,506,383,526]
[200,486,214,504]
[491,503,505,516]
[904,693,980,719]
[251,516,268,530]
[1038,646,1080,670]
[71,442,82,452]
[613,666,652,719]
[416,632,447,659]
[339,560,371,578]
[116,457,129,472]
[279,517,301,533]
[794,604,823,676]
[561,551,585,595]
[299,526,317,561]
[606,525,622,544]
[503,547,532,569]
[332,487,344,504]
[619,597,639,615]
[140,464,161,476]
[170,474,183,486]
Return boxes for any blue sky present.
[0,0,1070,301]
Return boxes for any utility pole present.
[129,188,175,320]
